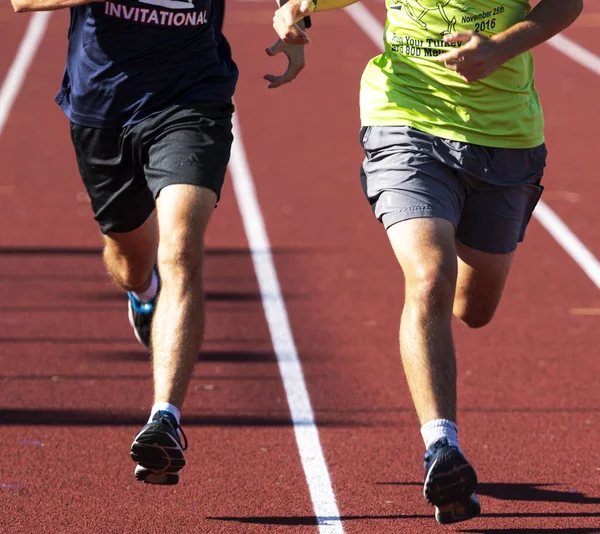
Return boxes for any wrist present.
[490,20,539,62]
[490,32,518,63]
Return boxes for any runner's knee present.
[404,262,456,312]
[453,299,496,329]
[388,219,458,313]
[158,233,204,286]
[103,241,154,291]
[155,185,216,287]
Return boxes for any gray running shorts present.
[359,126,547,254]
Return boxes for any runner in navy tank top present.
[56,0,238,127]
[12,0,307,485]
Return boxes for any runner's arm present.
[263,0,308,88]
[12,0,100,12]
[273,0,358,44]
[438,0,584,82]
[490,0,583,59]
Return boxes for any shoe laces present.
[424,438,451,463]
[177,424,188,451]
[155,410,188,450]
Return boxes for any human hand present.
[264,38,306,88]
[437,31,509,82]
[273,0,314,45]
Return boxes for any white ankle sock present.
[133,270,158,303]
[149,402,181,424]
[421,419,460,450]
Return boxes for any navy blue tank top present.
[56,0,238,128]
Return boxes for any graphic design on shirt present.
[103,0,208,25]
[390,1,457,36]
[386,2,509,56]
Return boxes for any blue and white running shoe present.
[127,273,159,351]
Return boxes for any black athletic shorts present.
[70,101,234,234]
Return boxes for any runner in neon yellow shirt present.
[360,0,544,148]
[271,0,583,525]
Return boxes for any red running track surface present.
[0,3,599,533]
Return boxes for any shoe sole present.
[435,493,481,524]
[134,465,180,485]
[127,300,151,352]
[423,450,477,507]
[130,424,186,485]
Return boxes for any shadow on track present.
[91,348,278,363]
[0,246,326,257]
[0,374,281,381]
[0,246,103,256]
[0,337,136,344]
[377,481,600,505]
[477,483,600,505]
[78,290,267,302]
[0,408,382,428]
[206,516,600,527]
[459,529,600,533]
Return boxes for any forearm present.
[12,0,99,13]
[492,0,583,61]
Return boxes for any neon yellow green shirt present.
[360,0,544,148]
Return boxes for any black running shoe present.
[423,438,480,524]
[127,277,159,351]
[130,411,187,485]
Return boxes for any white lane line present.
[548,34,600,76]
[229,113,344,533]
[345,3,600,289]
[0,12,51,138]
[533,202,600,288]
[345,2,382,47]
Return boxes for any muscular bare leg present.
[454,241,514,329]
[387,217,458,425]
[151,184,216,409]
[388,218,481,521]
[102,213,158,293]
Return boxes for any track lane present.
[0,11,320,533]
[228,1,600,532]
[1,1,599,532]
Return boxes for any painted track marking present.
[0,12,51,138]
[230,114,344,533]
[344,2,600,290]
[548,34,600,76]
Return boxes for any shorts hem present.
[153,180,222,203]
[98,205,154,235]
[381,207,456,230]
[455,236,518,255]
